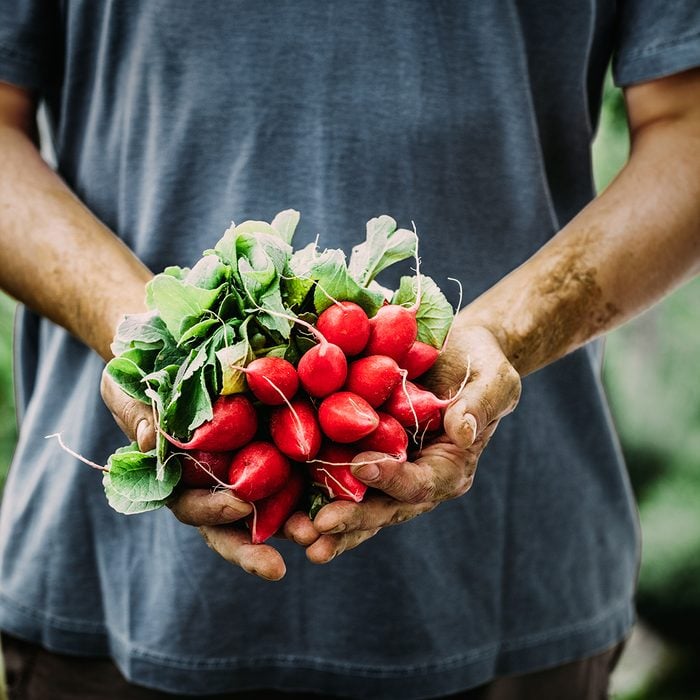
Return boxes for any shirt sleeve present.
[613,1,700,86]
[0,1,61,94]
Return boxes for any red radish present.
[344,355,405,407]
[308,444,368,503]
[383,380,449,433]
[316,301,370,356]
[356,412,408,461]
[251,304,347,398]
[400,341,440,380]
[365,250,424,361]
[364,303,418,361]
[270,398,322,461]
[318,391,379,443]
[227,441,291,502]
[297,342,347,398]
[237,357,299,405]
[164,394,258,452]
[248,468,305,544]
[180,450,233,488]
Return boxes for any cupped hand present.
[100,369,288,581]
[285,326,521,564]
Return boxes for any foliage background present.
[0,76,698,696]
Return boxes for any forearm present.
[0,115,152,360]
[456,82,700,377]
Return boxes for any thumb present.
[100,370,156,452]
[442,359,520,449]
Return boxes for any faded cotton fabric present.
[0,2,698,698]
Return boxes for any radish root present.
[45,432,110,472]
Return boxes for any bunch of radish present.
[95,211,457,543]
[162,295,454,542]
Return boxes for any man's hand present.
[284,326,521,563]
[100,370,288,580]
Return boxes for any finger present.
[350,447,474,504]
[169,488,252,526]
[198,525,286,580]
[442,353,520,449]
[313,491,435,535]
[282,511,321,546]
[100,371,156,452]
[305,528,381,565]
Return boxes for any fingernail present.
[222,496,251,520]
[222,505,243,521]
[136,419,156,452]
[136,419,148,446]
[353,463,380,481]
[464,413,478,445]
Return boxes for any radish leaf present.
[308,249,384,315]
[146,275,224,341]
[392,275,454,348]
[271,209,301,245]
[107,445,180,503]
[103,474,167,515]
[105,351,151,404]
[348,216,417,285]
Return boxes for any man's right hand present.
[100,371,290,581]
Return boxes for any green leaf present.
[207,322,240,396]
[308,248,385,315]
[143,384,169,469]
[142,368,178,474]
[105,351,151,404]
[348,216,418,285]
[145,274,224,341]
[236,232,291,300]
[184,256,230,290]
[217,338,253,394]
[155,342,189,370]
[102,444,179,515]
[271,209,301,245]
[103,473,168,515]
[218,290,246,320]
[163,265,188,280]
[110,311,171,355]
[284,242,317,308]
[392,275,454,349]
[256,285,293,338]
[107,446,181,501]
[177,318,221,346]
[212,223,239,272]
[234,220,277,237]
[162,345,213,437]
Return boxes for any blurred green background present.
[0,76,698,697]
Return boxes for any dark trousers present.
[1,632,625,700]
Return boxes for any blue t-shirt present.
[0,2,698,697]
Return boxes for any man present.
[0,2,698,698]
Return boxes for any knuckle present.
[381,469,413,499]
[505,366,522,409]
[455,472,475,497]
[477,393,496,425]
[402,477,435,504]
[493,361,521,416]
[197,526,215,550]
[122,401,145,432]
[446,475,468,499]
[392,508,413,525]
